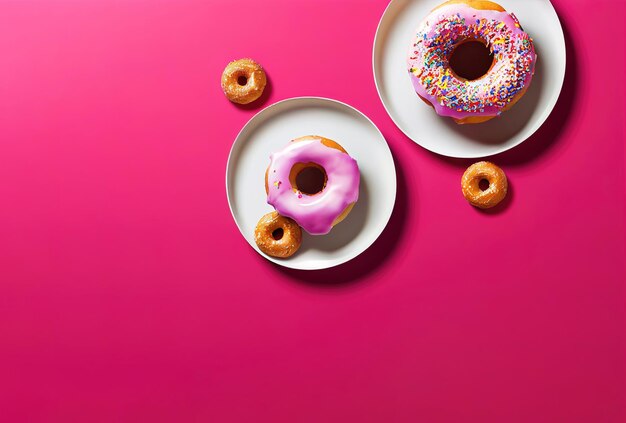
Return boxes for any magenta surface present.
[266,138,360,235]
[0,1,625,422]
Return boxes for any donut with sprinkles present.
[407,0,537,124]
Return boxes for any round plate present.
[226,97,397,270]
[373,0,566,158]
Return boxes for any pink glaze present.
[266,137,360,235]
[407,3,536,120]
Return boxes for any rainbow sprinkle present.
[407,6,536,117]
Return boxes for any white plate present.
[373,0,566,158]
[226,97,397,270]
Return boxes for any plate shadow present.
[442,54,545,145]
[436,9,579,167]
[495,12,579,165]
[295,178,369,255]
[276,154,410,287]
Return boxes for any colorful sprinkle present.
[406,3,536,118]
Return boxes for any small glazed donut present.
[407,0,537,124]
[221,58,267,104]
[254,212,302,258]
[265,136,360,235]
[461,161,508,208]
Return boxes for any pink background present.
[1,0,625,422]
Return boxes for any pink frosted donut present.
[407,0,537,124]
[265,136,360,235]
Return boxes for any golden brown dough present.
[254,212,302,258]
[461,161,508,208]
[432,0,505,13]
[221,58,266,104]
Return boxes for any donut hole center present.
[449,40,494,81]
[479,178,490,191]
[271,228,284,240]
[237,75,248,86]
[291,163,327,196]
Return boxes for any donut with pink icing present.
[407,0,537,124]
[265,136,360,235]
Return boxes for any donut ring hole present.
[271,228,284,240]
[289,162,327,196]
[471,173,494,193]
[236,75,248,86]
[448,39,494,81]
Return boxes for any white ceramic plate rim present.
[372,0,567,158]
[225,96,397,270]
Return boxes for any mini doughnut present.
[461,161,507,208]
[221,58,267,104]
[254,211,302,258]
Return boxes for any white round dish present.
[226,97,397,270]
[373,0,566,158]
